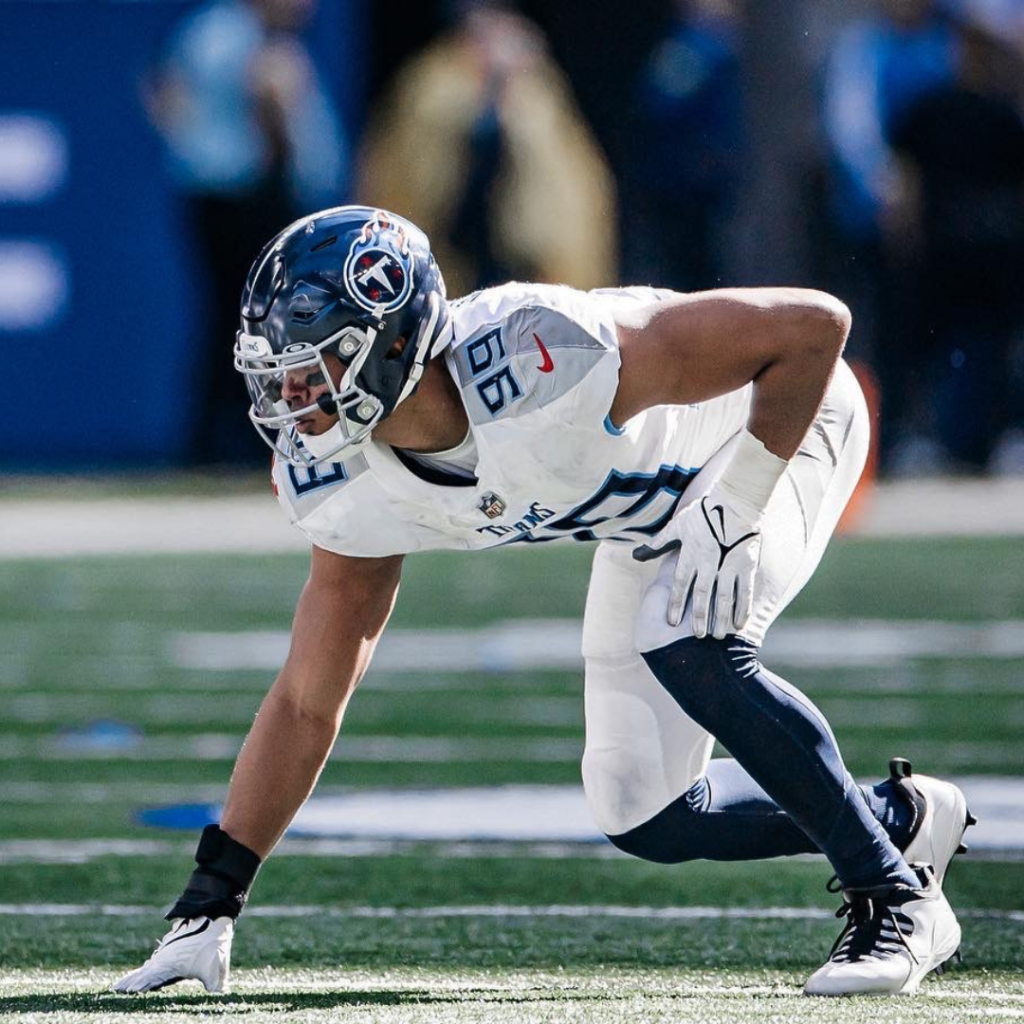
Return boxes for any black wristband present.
[166,824,262,921]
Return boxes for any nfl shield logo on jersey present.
[478,492,507,520]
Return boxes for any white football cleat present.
[112,916,234,994]
[804,865,962,997]
[888,758,976,885]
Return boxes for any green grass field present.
[2,531,1023,1021]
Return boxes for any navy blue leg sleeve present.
[609,759,818,863]
[608,759,916,866]
[638,636,917,890]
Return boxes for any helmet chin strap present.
[297,423,343,458]
[396,291,447,408]
[298,420,371,463]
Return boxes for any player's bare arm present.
[619,288,852,634]
[220,546,403,857]
[610,287,851,457]
[113,546,401,993]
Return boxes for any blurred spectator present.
[620,0,746,291]
[951,0,1024,44]
[823,0,959,250]
[818,0,960,470]
[356,0,616,298]
[145,0,346,466]
[888,20,1024,474]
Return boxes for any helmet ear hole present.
[386,335,408,360]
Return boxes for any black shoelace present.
[828,893,919,965]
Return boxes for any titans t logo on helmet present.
[343,214,414,313]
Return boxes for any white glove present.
[633,430,788,639]
[113,916,234,994]
[634,484,764,638]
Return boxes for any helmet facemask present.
[235,323,384,468]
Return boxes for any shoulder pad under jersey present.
[449,283,619,427]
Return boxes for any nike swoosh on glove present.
[634,485,763,639]
[112,916,233,994]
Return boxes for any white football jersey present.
[271,282,752,556]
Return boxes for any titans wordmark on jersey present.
[271,283,752,557]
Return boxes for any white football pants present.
[581,360,870,835]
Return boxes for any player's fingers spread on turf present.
[114,964,191,994]
[112,969,144,993]
[112,970,153,993]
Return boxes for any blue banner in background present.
[0,0,361,470]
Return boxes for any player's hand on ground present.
[633,484,763,638]
[112,916,234,994]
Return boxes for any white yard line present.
[227,779,1024,851]
[0,692,583,727]
[168,619,1024,673]
[1,732,1020,768]
[3,618,1023,686]
[0,733,582,763]
[0,837,624,865]
[0,901,1021,922]
[1,780,1019,855]
[2,731,1021,766]
[0,495,302,559]
[2,478,1024,559]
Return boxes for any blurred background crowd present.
[2,0,1023,477]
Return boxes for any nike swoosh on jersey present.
[533,333,554,373]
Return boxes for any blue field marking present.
[54,720,143,753]
[136,803,219,829]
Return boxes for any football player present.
[114,206,974,998]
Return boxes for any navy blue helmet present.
[234,206,449,467]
